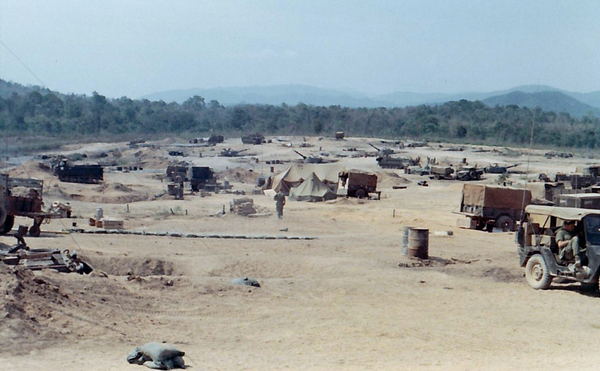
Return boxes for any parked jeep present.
[517,205,600,292]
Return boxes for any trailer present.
[0,174,55,237]
[337,171,380,199]
[458,184,531,231]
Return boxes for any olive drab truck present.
[517,205,600,293]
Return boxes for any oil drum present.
[96,207,104,220]
[408,228,429,259]
[402,226,411,256]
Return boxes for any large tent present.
[271,164,341,195]
[289,172,337,202]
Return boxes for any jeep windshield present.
[584,215,600,246]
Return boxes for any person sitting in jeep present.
[556,220,585,267]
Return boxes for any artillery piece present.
[220,148,248,157]
[369,143,394,157]
[455,166,484,181]
[484,163,520,174]
[294,150,323,164]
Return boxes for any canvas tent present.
[289,172,337,202]
[271,165,305,194]
[271,164,341,195]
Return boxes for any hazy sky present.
[1,1,598,99]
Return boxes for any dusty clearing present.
[1,137,598,370]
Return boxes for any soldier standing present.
[274,192,286,219]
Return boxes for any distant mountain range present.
[141,84,600,118]
[483,91,600,118]
[1,79,598,119]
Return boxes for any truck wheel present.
[496,216,514,231]
[29,224,41,237]
[355,189,366,198]
[525,254,553,290]
[0,205,6,227]
[0,215,14,235]
[580,281,597,293]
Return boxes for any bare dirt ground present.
[1,136,599,370]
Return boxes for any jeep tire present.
[525,254,552,290]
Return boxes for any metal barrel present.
[96,207,104,220]
[402,226,411,256]
[408,228,429,259]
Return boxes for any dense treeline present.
[0,86,599,148]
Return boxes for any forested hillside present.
[0,81,599,149]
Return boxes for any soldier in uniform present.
[556,220,585,266]
[274,191,286,219]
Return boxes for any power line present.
[0,39,47,88]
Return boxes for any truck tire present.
[355,189,367,198]
[0,204,6,227]
[525,254,552,290]
[0,215,14,235]
[496,215,514,231]
[29,224,41,237]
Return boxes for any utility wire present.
[0,39,47,88]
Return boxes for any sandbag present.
[127,342,185,370]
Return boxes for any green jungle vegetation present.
[0,80,599,150]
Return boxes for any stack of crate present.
[230,198,257,216]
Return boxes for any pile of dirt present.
[92,256,175,277]
[0,266,69,354]
[398,256,472,268]
[217,167,259,184]
[9,161,55,181]
[122,146,169,170]
[44,182,153,204]
[87,193,153,204]
[376,171,412,188]
[94,183,134,193]
[326,197,360,205]
[0,252,189,355]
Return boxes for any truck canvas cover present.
[462,184,532,211]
